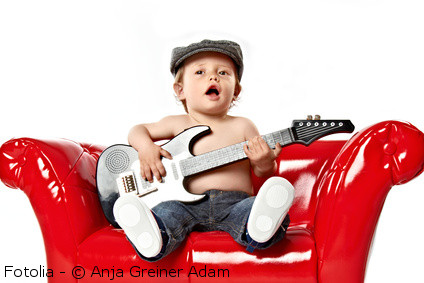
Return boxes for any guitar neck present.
[179,128,294,177]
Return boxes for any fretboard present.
[179,128,294,177]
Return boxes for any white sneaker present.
[113,195,162,258]
[247,177,295,243]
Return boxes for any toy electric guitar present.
[96,117,354,227]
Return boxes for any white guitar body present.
[97,126,209,227]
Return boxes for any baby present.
[113,39,294,261]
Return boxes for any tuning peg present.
[307,115,313,120]
[314,115,321,120]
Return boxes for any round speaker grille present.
[105,149,130,174]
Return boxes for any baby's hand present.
[243,136,282,176]
[138,144,172,183]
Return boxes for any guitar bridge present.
[117,172,138,195]
[117,172,159,197]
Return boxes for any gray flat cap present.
[170,39,244,81]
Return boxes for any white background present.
[1,1,423,282]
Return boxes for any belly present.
[185,160,253,195]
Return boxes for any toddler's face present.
[175,52,239,116]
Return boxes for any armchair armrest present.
[313,121,424,282]
[0,138,109,271]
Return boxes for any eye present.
[219,71,228,75]
[195,70,204,75]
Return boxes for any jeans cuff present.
[243,214,290,253]
[130,212,169,262]
[245,231,269,253]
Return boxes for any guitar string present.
[295,122,347,134]
[296,125,342,138]
[296,124,343,136]
[181,129,291,176]
[295,122,345,132]
[186,125,341,169]
[296,125,344,139]
[181,125,346,176]
[184,125,337,172]
[296,125,340,136]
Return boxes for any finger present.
[144,167,153,183]
[151,167,162,183]
[140,163,150,178]
[254,136,268,153]
[140,166,146,180]
[138,156,145,179]
[161,149,173,160]
[157,161,167,177]
[248,137,259,152]
[243,143,252,157]
[258,137,270,151]
[274,143,282,157]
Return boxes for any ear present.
[173,82,185,100]
[233,84,242,99]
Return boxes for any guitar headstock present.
[291,117,355,145]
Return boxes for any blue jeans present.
[133,190,290,262]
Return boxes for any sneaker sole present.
[113,195,162,258]
[247,177,295,243]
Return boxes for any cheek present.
[226,83,237,96]
[183,79,201,91]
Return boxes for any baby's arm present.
[128,115,182,183]
[242,119,282,178]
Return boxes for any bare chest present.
[190,126,245,156]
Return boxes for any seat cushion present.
[188,228,317,283]
[78,227,192,282]
[78,227,317,283]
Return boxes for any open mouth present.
[206,86,220,96]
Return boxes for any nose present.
[209,74,219,82]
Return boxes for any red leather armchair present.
[1,120,423,283]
